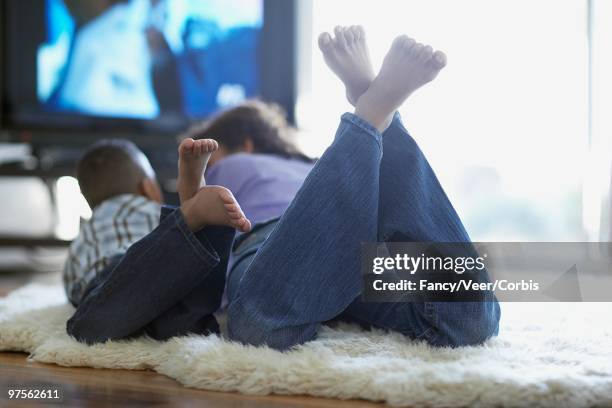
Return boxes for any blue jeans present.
[67,113,500,349]
[67,211,235,344]
[226,113,500,349]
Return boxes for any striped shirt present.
[63,194,161,305]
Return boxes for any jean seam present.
[422,302,440,344]
[160,205,177,222]
[418,327,438,343]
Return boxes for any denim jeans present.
[67,112,500,349]
[67,209,235,344]
[226,112,500,349]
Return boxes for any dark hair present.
[77,139,149,209]
[188,100,312,162]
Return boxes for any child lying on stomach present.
[63,139,163,306]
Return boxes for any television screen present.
[1,0,295,136]
[37,0,263,120]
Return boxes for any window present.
[299,0,589,241]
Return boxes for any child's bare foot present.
[177,138,219,203]
[181,185,252,233]
[318,25,375,106]
[355,35,447,132]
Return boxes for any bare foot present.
[177,138,219,203]
[318,25,375,106]
[181,185,252,233]
[355,35,447,132]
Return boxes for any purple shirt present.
[206,153,314,226]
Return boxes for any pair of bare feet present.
[319,26,446,132]
[176,26,446,232]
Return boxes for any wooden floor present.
[0,352,382,407]
[0,270,383,407]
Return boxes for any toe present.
[318,32,332,52]
[217,187,236,205]
[224,203,239,213]
[202,140,212,153]
[242,219,252,232]
[334,26,347,48]
[349,25,358,40]
[402,37,416,52]
[353,25,365,42]
[229,215,243,226]
[431,50,447,69]
[203,139,218,152]
[343,26,355,44]
[228,211,243,220]
[410,43,424,57]
[420,45,433,62]
[236,218,252,233]
[179,138,195,154]
[392,34,410,51]
[193,139,204,154]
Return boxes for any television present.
[0,0,297,142]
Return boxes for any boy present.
[63,139,164,306]
[65,138,251,342]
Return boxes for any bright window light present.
[300,0,589,241]
[588,0,612,241]
[55,176,91,240]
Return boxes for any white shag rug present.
[1,284,611,408]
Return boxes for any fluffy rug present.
[1,284,611,407]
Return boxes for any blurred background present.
[0,0,611,276]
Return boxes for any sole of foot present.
[181,185,252,233]
[318,25,375,107]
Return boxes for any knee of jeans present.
[432,300,501,347]
[227,302,317,351]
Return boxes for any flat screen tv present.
[0,0,297,138]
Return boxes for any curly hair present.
[185,100,312,162]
